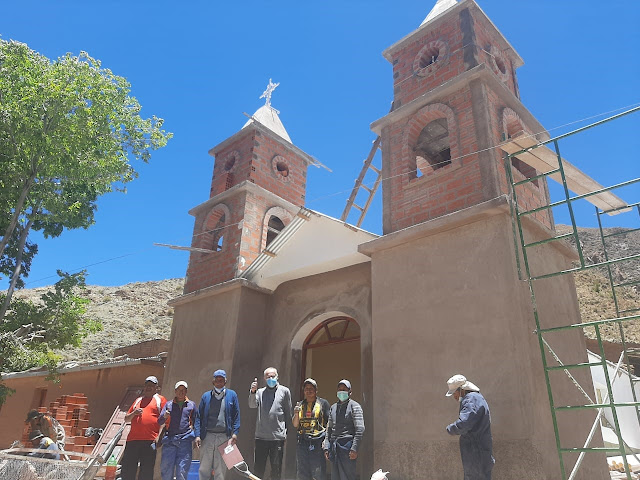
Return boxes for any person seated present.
[25,410,66,450]
[27,430,60,460]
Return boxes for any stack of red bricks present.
[22,393,95,456]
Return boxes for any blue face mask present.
[337,391,349,402]
[266,377,278,388]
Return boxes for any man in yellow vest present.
[292,378,330,480]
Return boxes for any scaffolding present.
[503,106,640,480]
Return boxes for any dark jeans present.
[330,439,356,480]
[121,440,157,480]
[296,439,326,480]
[254,439,284,480]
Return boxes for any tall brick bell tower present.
[363,1,608,479]
[373,0,553,233]
[184,81,316,294]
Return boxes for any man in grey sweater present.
[248,367,292,480]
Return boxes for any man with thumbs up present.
[249,367,292,480]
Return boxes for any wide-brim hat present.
[445,374,480,396]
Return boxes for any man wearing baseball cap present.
[158,380,197,480]
[445,374,494,480]
[25,409,66,451]
[195,369,240,480]
[292,378,331,480]
[27,429,60,460]
[121,375,167,480]
[323,380,365,480]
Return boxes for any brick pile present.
[22,393,95,456]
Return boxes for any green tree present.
[0,39,171,315]
[0,270,100,406]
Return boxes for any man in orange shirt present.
[122,375,167,480]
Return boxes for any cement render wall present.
[164,263,373,477]
[367,211,607,480]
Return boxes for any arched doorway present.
[301,317,361,402]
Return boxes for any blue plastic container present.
[188,460,200,480]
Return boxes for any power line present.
[17,102,640,287]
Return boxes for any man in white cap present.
[445,374,494,480]
[158,380,197,480]
[122,375,167,480]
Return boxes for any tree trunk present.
[0,215,35,322]
[0,174,35,259]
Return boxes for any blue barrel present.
[188,460,200,480]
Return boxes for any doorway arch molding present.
[291,309,361,351]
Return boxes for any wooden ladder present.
[340,135,383,227]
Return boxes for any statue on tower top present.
[259,78,280,108]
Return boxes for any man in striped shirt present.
[323,380,365,480]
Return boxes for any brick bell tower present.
[364,2,608,480]
[372,0,553,234]
[184,81,316,294]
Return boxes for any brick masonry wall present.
[389,7,520,109]
[383,85,487,232]
[184,194,246,293]
[382,6,552,234]
[185,126,311,293]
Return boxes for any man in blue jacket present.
[195,369,240,480]
[158,380,198,480]
[445,374,494,480]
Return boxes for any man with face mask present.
[322,380,365,480]
[195,370,240,480]
[248,367,292,480]
[445,374,494,480]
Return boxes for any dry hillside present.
[7,225,639,365]
[13,278,183,363]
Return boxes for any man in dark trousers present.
[292,378,330,480]
[323,380,365,480]
[249,367,292,480]
[445,374,494,480]
[122,375,167,480]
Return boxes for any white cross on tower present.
[259,78,280,108]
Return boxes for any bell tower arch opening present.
[298,316,361,402]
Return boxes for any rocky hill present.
[557,224,640,344]
[8,225,640,364]
[13,278,183,363]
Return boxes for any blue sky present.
[2,1,639,287]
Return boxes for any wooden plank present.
[500,136,629,214]
[90,386,141,460]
